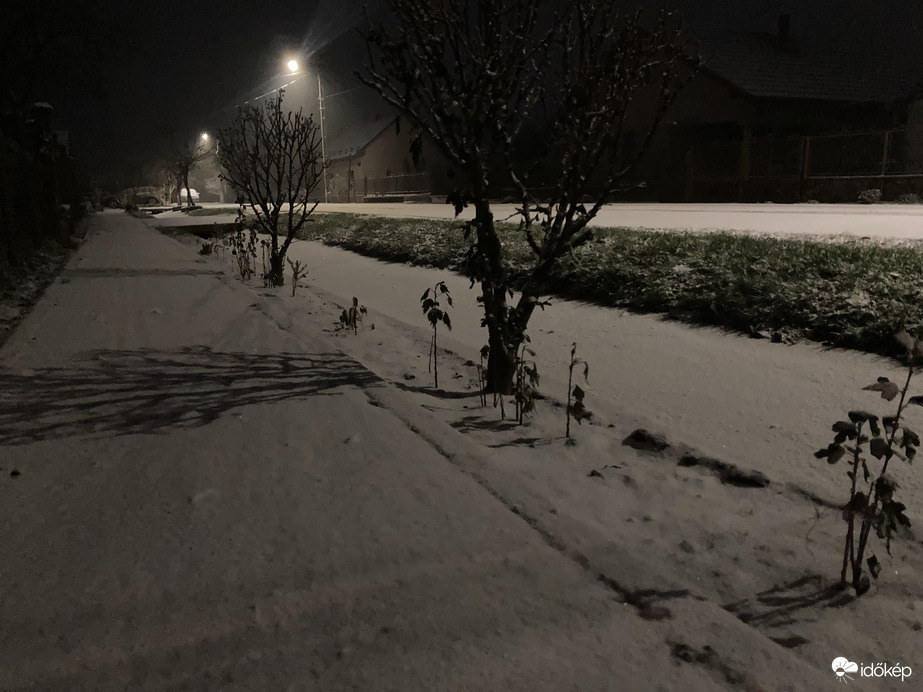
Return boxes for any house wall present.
[626,68,902,202]
[326,123,455,202]
[619,71,754,200]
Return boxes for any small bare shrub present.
[229,207,257,280]
[287,259,307,297]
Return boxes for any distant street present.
[183,202,923,241]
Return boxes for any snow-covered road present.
[318,201,923,239]
[175,200,923,240]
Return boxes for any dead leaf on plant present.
[863,377,899,401]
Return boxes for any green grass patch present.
[298,213,923,359]
[187,207,239,216]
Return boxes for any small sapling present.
[287,258,307,297]
[566,342,591,439]
[420,281,453,388]
[514,336,540,424]
[815,330,920,595]
[477,344,489,407]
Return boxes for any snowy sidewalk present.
[0,212,835,690]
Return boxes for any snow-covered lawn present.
[167,217,923,689]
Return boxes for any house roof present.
[325,115,396,161]
[699,32,923,103]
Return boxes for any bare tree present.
[143,157,176,205]
[218,90,323,286]
[169,139,210,207]
[360,0,692,393]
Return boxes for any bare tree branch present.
[361,0,694,392]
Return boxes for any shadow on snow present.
[0,347,380,445]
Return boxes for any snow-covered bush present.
[858,188,882,204]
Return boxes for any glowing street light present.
[200,132,209,142]
[287,59,300,74]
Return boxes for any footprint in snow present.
[190,488,220,505]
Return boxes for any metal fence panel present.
[365,172,432,198]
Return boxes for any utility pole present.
[317,73,328,204]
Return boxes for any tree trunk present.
[268,250,285,287]
[485,333,517,395]
[184,174,193,208]
[471,199,521,394]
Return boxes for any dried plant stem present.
[841,426,863,585]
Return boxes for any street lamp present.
[200,132,218,153]
[316,72,328,204]
[199,132,225,203]
[285,56,328,204]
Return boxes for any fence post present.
[738,126,752,202]
[880,131,891,197]
[684,146,695,202]
[880,131,891,177]
[800,136,811,201]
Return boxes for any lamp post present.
[317,72,328,204]
[200,132,225,203]
[287,58,328,204]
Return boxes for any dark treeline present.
[0,2,105,287]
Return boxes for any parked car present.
[179,188,200,203]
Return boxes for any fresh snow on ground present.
[1,210,920,690]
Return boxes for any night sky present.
[14,0,923,189]
[19,0,387,187]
